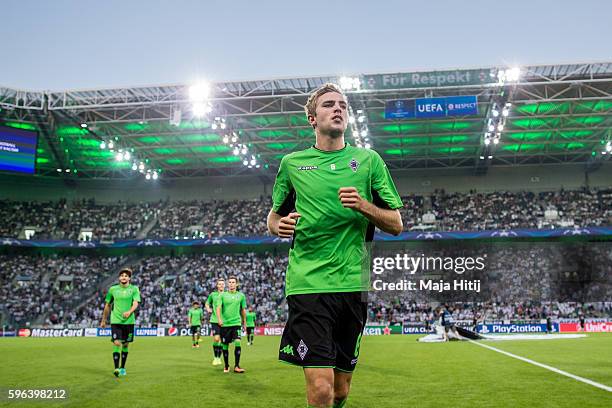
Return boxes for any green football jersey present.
[246,311,256,327]
[214,291,246,327]
[205,291,223,323]
[272,144,403,296]
[188,307,203,326]
[104,284,141,325]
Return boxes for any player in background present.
[100,268,141,377]
[188,301,203,348]
[246,306,256,345]
[205,278,225,366]
[215,276,247,373]
[267,83,403,407]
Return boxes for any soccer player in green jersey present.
[205,278,225,365]
[188,301,203,348]
[267,83,403,407]
[100,268,141,378]
[215,276,247,374]
[245,306,256,345]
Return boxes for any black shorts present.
[190,325,201,335]
[220,326,242,344]
[210,323,221,336]
[111,324,135,343]
[279,292,367,372]
[246,327,254,335]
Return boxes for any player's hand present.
[339,187,365,211]
[218,320,223,327]
[100,321,106,328]
[122,311,131,318]
[278,212,301,238]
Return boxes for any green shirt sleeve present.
[370,150,403,209]
[133,286,141,303]
[272,156,294,214]
[104,288,112,304]
[241,293,247,310]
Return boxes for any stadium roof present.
[1,61,611,179]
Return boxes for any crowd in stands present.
[1,245,609,327]
[0,255,125,326]
[0,188,610,241]
[0,198,160,240]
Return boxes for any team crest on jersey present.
[298,165,318,171]
[330,164,336,170]
[349,158,360,172]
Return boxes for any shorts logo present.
[297,339,309,360]
[280,344,295,356]
[298,165,318,171]
[349,159,359,172]
[351,358,358,365]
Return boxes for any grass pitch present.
[1,334,611,407]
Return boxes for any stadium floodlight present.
[189,82,210,102]
[339,76,361,91]
[80,123,88,128]
[192,103,210,117]
[479,155,485,160]
[100,141,106,149]
[56,168,62,172]
[506,67,521,82]
[488,155,493,159]
[65,169,70,173]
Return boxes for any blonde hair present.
[304,83,345,124]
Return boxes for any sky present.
[1,0,611,90]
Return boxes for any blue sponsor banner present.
[477,323,559,334]
[446,95,478,116]
[385,95,478,119]
[384,99,416,119]
[96,327,159,337]
[1,227,610,248]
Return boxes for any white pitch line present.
[469,340,612,393]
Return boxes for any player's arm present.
[267,210,300,238]
[338,187,403,235]
[241,309,247,329]
[215,301,223,326]
[204,295,212,314]
[187,311,192,326]
[100,302,111,328]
